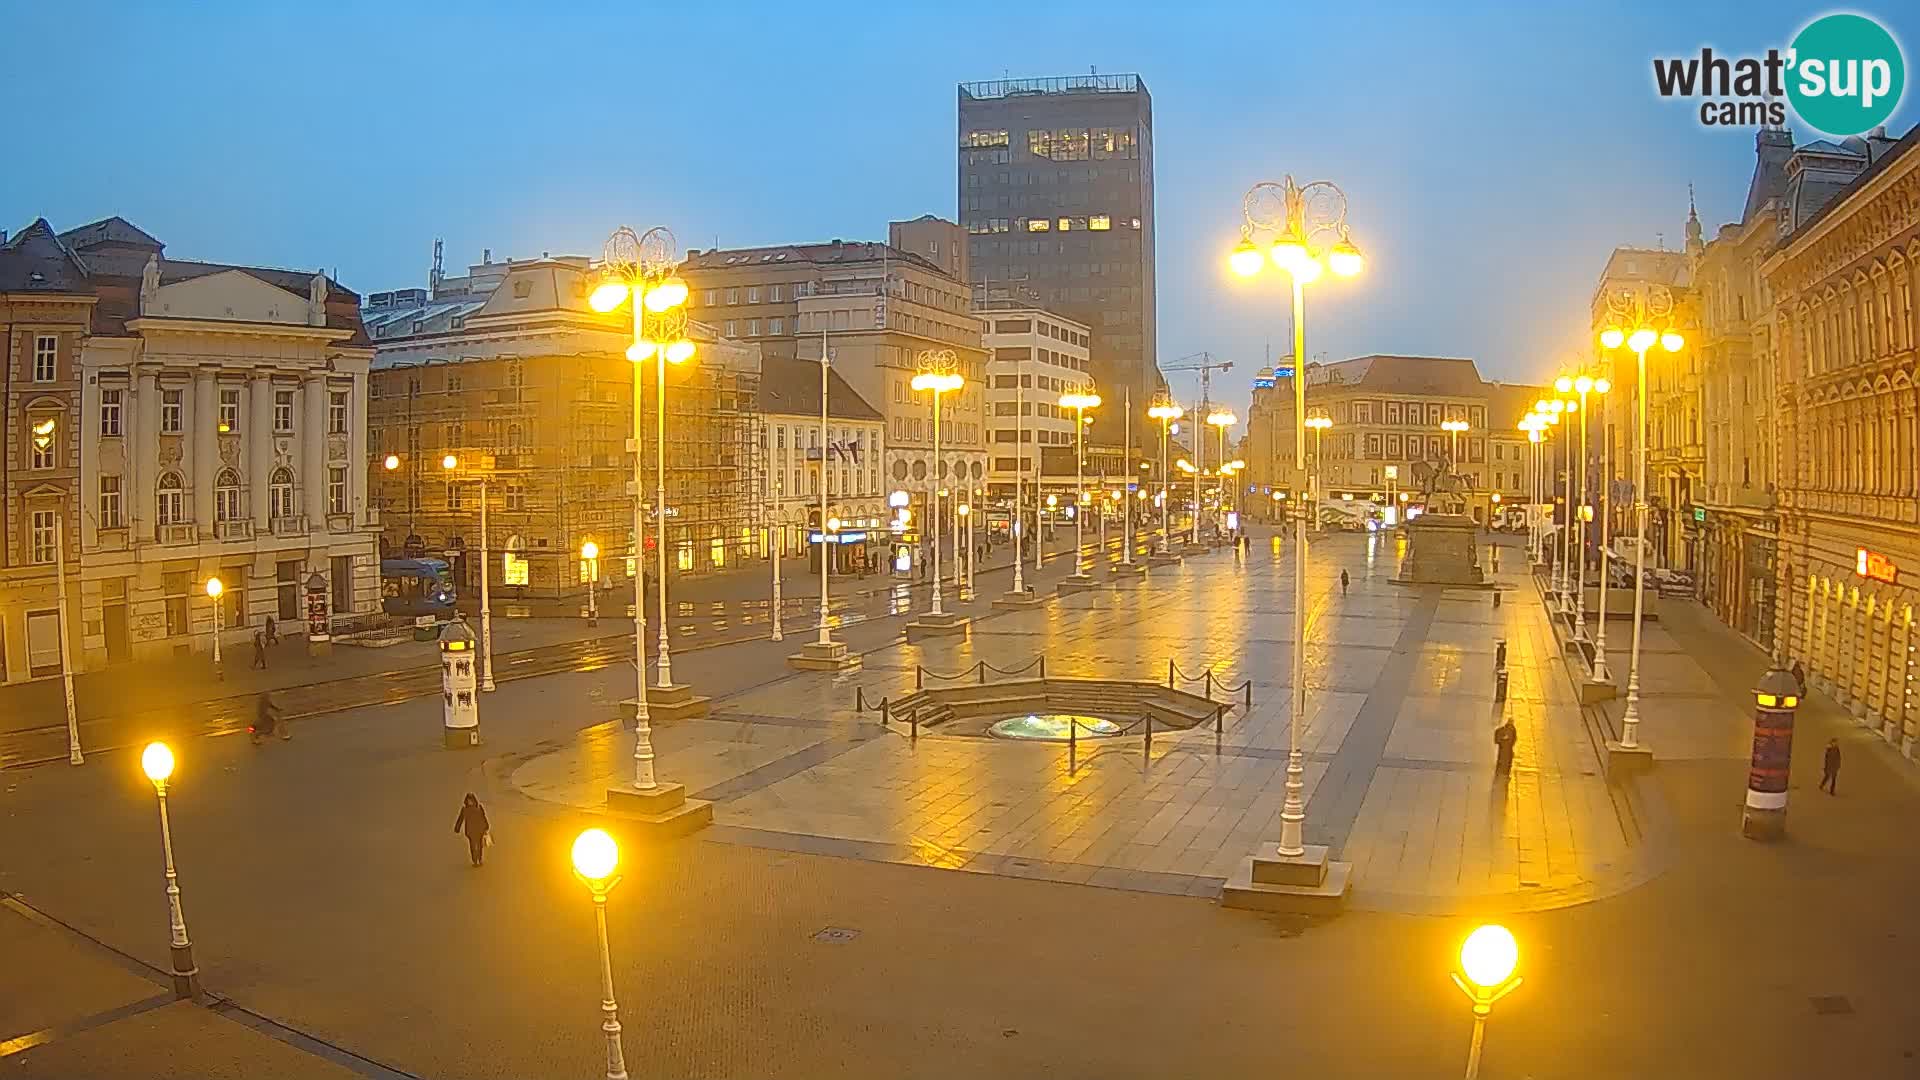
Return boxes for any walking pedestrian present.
[1790,660,1807,696]
[250,692,278,745]
[251,629,268,670]
[1820,738,1841,795]
[1340,568,1350,595]
[264,615,279,647]
[1493,718,1518,777]
[453,793,491,866]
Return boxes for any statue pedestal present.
[1396,513,1486,586]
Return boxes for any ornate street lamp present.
[570,829,629,1080]
[911,351,965,618]
[1147,399,1184,553]
[1059,391,1102,583]
[140,742,199,999]
[1229,174,1365,861]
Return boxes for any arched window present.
[270,467,295,521]
[157,472,185,525]
[506,423,526,452]
[214,469,242,522]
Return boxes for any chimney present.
[482,248,492,264]
[686,248,698,261]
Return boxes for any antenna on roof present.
[430,239,444,299]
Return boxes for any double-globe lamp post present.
[1600,315,1686,751]
[140,741,199,999]
[1305,415,1332,529]
[1207,409,1237,538]
[1229,175,1365,858]
[1148,400,1183,553]
[439,454,496,692]
[1554,373,1610,648]
[911,353,965,618]
[1060,391,1101,580]
[589,225,694,790]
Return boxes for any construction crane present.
[1161,351,1234,412]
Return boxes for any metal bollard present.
[1244,680,1253,709]
[1495,670,1510,703]
[1039,655,1047,679]
[1206,670,1216,698]
[856,686,866,712]
[977,661,986,685]
[1493,591,1502,608]
[880,698,890,727]
[915,666,924,690]
[1068,714,1076,753]
[1495,638,1508,670]
[1167,658,1175,688]
[1214,704,1224,734]
[1143,712,1153,762]
[910,712,919,741]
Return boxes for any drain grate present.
[1810,995,1854,1015]
[813,926,860,944]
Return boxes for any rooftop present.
[682,241,944,277]
[758,355,883,422]
[0,218,90,294]
[960,74,1145,100]
[1310,355,1488,396]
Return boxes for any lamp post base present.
[1146,553,1181,567]
[619,684,710,724]
[787,640,861,671]
[1220,843,1352,915]
[1056,574,1098,595]
[605,781,714,837]
[906,611,971,642]
[442,726,482,749]
[1579,677,1617,704]
[168,944,200,1000]
[992,590,1047,610]
[1109,562,1148,579]
[1605,739,1655,779]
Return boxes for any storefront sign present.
[1856,548,1898,584]
[810,530,870,545]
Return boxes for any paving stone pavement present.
[514,531,1648,914]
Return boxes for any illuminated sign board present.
[1856,548,1898,584]
[1276,367,1295,379]
[1253,376,1276,388]
[810,530,870,545]
[1693,506,1706,523]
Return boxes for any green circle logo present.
[1787,14,1905,136]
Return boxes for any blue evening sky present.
[4,1,1913,413]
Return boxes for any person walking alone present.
[1493,717,1518,778]
[251,629,268,670]
[1820,738,1841,795]
[454,793,491,866]
[1340,568,1350,596]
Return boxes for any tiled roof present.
[0,218,90,293]
[58,215,164,253]
[1782,123,1920,248]
[758,355,883,422]
[1316,355,1487,396]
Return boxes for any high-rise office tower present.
[958,74,1158,438]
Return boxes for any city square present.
[5,3,1920,1077]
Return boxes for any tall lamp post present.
[205,577,224,680]
[581,541,600,627]
[1207,409,1237,539]
[1600,291,1685,755]
[1229,174,1365,863]
[1442,418,1470,468]
[1059,391,1101,584]
[590,224,694,789]
[1305,415,1333,529]
[1452,924,1523,1080]
[1148,399,1183,553]
[140,742,199,999]
[1177,457,1201,545]
[1591,357,1619,682]
[911,351,965,620]
[441,454,496,692]
[570,829,629,1080]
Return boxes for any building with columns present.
[50,217,379,668]
[1765,124,1918,755]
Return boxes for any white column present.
[347,377,368,526]
[133,370,159,541]
[249,373,273,528]
[80,374,103,549]
[302,374,327,525]
[192,373,217,532]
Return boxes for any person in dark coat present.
[1820,738,1841,795]
[264,616,279,647]
[251,692,277,744]
[1340,569,1351,595]
[1493,718,1518,777]
[1791,660,1807,696]
[454,793,490,866]
[251,630,268,670]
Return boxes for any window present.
[769,317,784,335]
[747,319,760,336]
[100,389,123,436]
[219,388,240,433]
[329,391,349,434]
[447,371,462,392]
[1026,219,1050,232]
[769,284,784,302]
[726,288,739,305]
[1089,215,1112,231]
[274,390,295,433]
[270,467,295,521]
[724,320,737,337]
[329,467,347,515]
[703,289,718,306]
[747,287,761,303]
[32,335,56,382]
[447,482,463,510]
[161,389,183,433]
[98,476,123,529]
[214,469,242,522]
[29,510,57,564]
[332,555,354,617]
[505,483,526,512]
[446,420,462,448]
[157,472,185,525]
[29,418,57,469]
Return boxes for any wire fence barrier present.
[1166,660,1254,709]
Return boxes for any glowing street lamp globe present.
[1594,377,1611,393]
[1554,375,1573,393]
[442,454,458,471]
[205,577,223,599]
[1627,328,1658,353]
[665,339,696,365]
[643,276,689,313]
[589,281,631,313]
[1229,239,1264,277]
[571,828,619,882]
[1327,237,1364,277]
[1574,375,1593,394]
[627,340,657,363]
[141,741,175,783]
[1459,924,1519,989]
[581,541,599,561]
[1267,230,1308,272]
[1661,330,1685,353]
[383,454,400,471]
[1600,327,1626,350]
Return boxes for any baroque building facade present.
[1767,126,1919,755]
